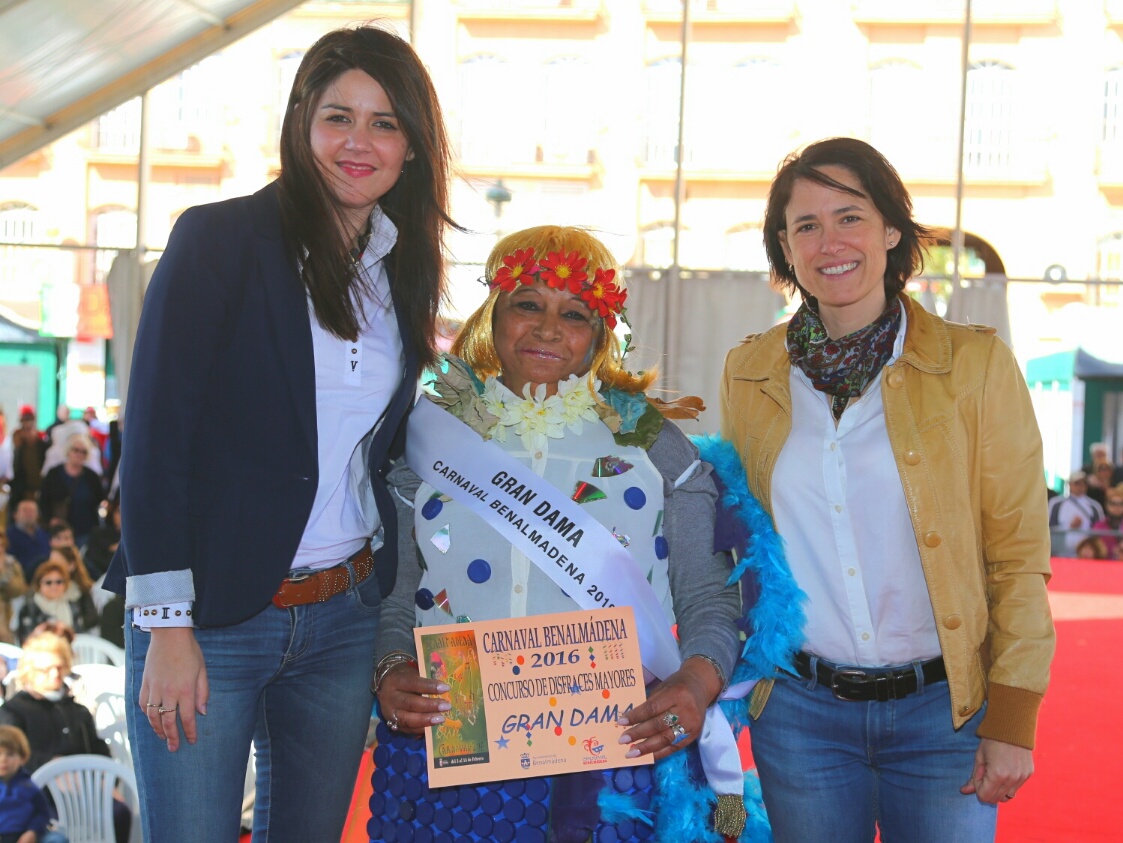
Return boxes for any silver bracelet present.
[687,653,728,694]
[372,651,418,696]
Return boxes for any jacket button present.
[924,531,941,547]
[944,615,962,630]
[960,705,974,717]
[887,371,904,388]
[905,450,921,465]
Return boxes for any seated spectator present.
[4,503,48,582]
[1092,484,1123,558]
[1081,442,1109,476]
[0,631,125,843]
[1088,461,1115,508]
[16,558,93,643]
[45,537,98,635]
[1049,471,1105,556]
[38,437,103,550]
[1075,536,1108,560]
[82,498,119,582]
[0,631,109,770]
[0,534,28,645]
[0,724,61,843]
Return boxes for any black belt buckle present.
[830,669,871,701]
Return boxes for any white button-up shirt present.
[771,308,942,667]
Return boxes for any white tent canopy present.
[0,0,303,170]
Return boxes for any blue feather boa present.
[594,435,805,842]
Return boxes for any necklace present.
[481,376,601,451]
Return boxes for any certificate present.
[414,606,651,788]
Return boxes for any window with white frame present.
[1097,232,1123,280]
[697,58,783,169]
[644,58,684,167]
[964,61,1016,174]
[93,209,137,284]
[541,57,595,164]
[96,99,141,153]
[0,202,43,290]
[151,57,223,151]
[1104,66,1123,143]
[869,60,925,171]
[459,55,536,165]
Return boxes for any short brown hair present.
[0,725,30,761]
[764,137,931,301]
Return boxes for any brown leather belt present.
[272,540,374,609]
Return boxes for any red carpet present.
[996,557,1123,843]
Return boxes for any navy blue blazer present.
[104,182,420,627]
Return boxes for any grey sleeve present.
[650,421,742,688]
[374,459,424,664]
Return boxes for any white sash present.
[407,397,748,797]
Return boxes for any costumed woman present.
[103,25,455,842]
[370,226,770,842]
[720,137,1054,843]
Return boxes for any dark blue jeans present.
[751,662,997,843]
[125,562,382,842]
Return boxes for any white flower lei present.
[481,375,602,451]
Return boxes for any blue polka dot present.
[467,558,492,583]
[600,828,618,843]
[494,819,516,843]
[480,790,503,815]
[506,778,525,797]
[439,788,459,808]
[415,589,435,610]
[415,801,434,825]
[624,487,647,510]
[434,806,453,831]
[389,776,404,797]
[633,766,652,789]
[368,817,383,839]
[434,833,453,843]
[503,797,525,823]
[525,778,549,802]
[512,665,520,675]
[406,753,423,777]
[472,813,494,837]
[404,777,422,802]
[422,497,443,520]
[457,787,479,812]
[369,792,385,815]
[516,825,547,843]
[385,797,400,820]
[654,535,669,560]
[415,828,433,843]
[399,800,416,822]
[452,811,472,834]
[390,751,407,773]
[524,801,548,826]
[613,768,634,791]
[617,819,636,839]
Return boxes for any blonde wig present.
[452,226,655,394]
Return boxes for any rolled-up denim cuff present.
[125,569,195,609]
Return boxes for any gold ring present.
[157,706,175,715]
[145,703,162,709]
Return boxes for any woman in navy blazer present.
[103,26,455,842]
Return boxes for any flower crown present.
[489,247,627,329]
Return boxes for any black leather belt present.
[793,651,947,702]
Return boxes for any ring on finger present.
[671,724,688,744]
[1005,792,1016,800]
[145,702,162,709]
[387,711,400,732]
[157,706,176,715]
[661,712,679,727]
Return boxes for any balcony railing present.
[851,0,1059,25]
[642,0,797,21]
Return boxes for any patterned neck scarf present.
[787,297,902,420]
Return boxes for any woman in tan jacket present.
[721,137,1054,843]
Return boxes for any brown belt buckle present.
[272,571,313,609]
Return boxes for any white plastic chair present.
[99,718,132,769]
[31,754,140,843]
[69,664,125,717]
[72,634,126,666]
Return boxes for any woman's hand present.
[376,663,452,736]
[139,627,208,752]
[960,738,1034,804]
[615,656,723,761]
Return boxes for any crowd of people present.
[0,22,1073,843]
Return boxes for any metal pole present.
[136,91,151,258]
[952,0,972,288]
[664,0,690,392]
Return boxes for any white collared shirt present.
[291,208,403,570]
[771,307,942,667]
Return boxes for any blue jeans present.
[750,661,997,843]
[125,561,382,842]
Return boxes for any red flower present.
[492,248,539,292]
[580,268,627,328]
[539,250,588,293]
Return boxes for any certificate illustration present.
[414,606,650,788]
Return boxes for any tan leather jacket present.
[720,295,1055,749]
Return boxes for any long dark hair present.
[278,25,454,368]
[763,137,930,302]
